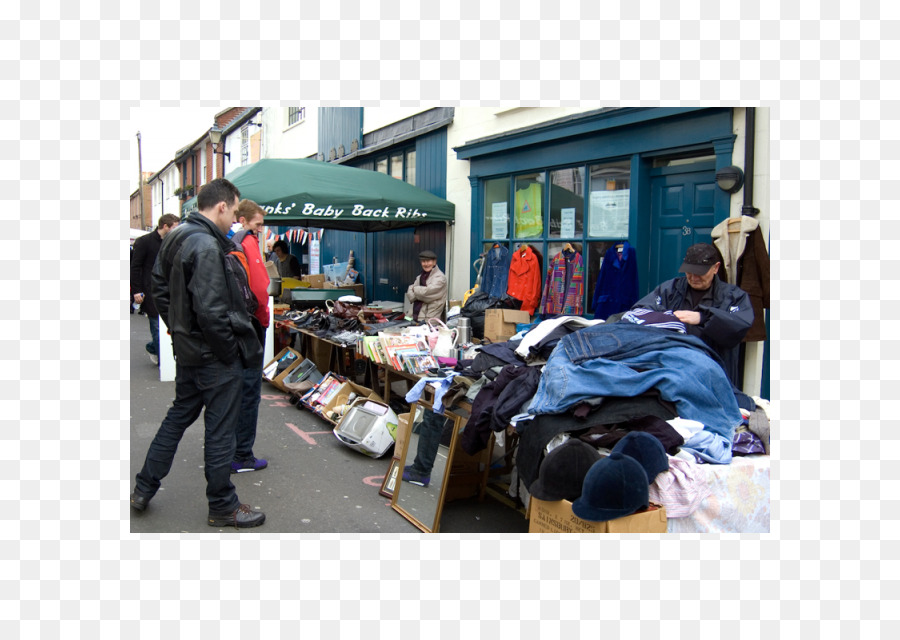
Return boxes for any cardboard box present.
[528,498,667,533]
[317,380,384,426]
[323,282,365,300]
[262,348,305,393]
[302,274,326,288]
[484,309,532,342]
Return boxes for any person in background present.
[630,242,753,386]
[272,240,303,279]
[130,178,266,529]
[130,214,180,365]
[404,249,448,322]
[229,199,271,474]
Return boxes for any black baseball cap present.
[679,243,719,275]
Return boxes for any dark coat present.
[632,275,753,385]
[151,214,263,368]
[130,230,163,317]
[736,227,770,342]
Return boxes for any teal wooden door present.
[648,162,718,286]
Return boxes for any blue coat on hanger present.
[592,241,638,320]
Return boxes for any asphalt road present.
[129,312,528,533]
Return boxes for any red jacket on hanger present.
[506,245,542,315]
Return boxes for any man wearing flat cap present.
[404,249,448,322]
[631,242,753,385]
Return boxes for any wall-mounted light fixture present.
[208,125,230,161]
[715,165,744,193]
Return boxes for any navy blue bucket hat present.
[571,452,649,522]
[610,432,669,482]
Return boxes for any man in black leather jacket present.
[130,178,266,529]
[631,243,754,386]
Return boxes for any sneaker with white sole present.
[402,465,430,487]
[147,353,159,365]
[231,457,268,474]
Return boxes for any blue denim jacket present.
[527,324,742,454]
[481,245,512,299]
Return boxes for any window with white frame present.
[288,107,306,127]
[241,123,249,166]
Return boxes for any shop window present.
[390,152,403,180]
[375,157,388,174]
[405,149,416,185]
[514,173,544,239]
[483,177,510,240]
[587,161,630,238]
[549,166,584,239]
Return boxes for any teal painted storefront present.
[454,107,739,305]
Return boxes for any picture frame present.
[379,456,403,499]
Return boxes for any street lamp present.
[208,125,230,161]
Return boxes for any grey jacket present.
[404,265,448,321]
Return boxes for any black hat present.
[610,432,669,482]
[679,243,719,275]
[571,452,649,522]
[418,249,437,260]
[529,439,602,502]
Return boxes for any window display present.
[514,174,543,239]
[588,161,631,238]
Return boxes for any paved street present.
[129,312,528,533]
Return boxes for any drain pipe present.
[742,107,760,217]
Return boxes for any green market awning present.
[183,158,455,232]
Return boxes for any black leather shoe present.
[207,504,266,529]
[130,490,150,512]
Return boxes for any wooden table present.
[273,320,358,379]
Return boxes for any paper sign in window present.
[589,190,629,238]
[491,202,508,239]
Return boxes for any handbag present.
[326,299,363,320]
[427,318,459,358]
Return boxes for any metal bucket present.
[266,277,282,296]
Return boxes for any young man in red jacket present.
[230,199,272,473]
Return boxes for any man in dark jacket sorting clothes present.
[631,243,753,386]
[130,178,266,529]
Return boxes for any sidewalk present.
[129,313,528,533]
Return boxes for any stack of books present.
[358,333,437,374]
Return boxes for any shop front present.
[453,106,767,393]
[454,107,740,313]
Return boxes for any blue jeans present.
[411,411,448,476]
[234,365,262,461]
[146,314,159,357]
[528,324,742,441]
[134,358,243,514]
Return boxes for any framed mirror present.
[391,400,466,533]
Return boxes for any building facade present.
[129,171,154,231]
[146,105,770,396]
